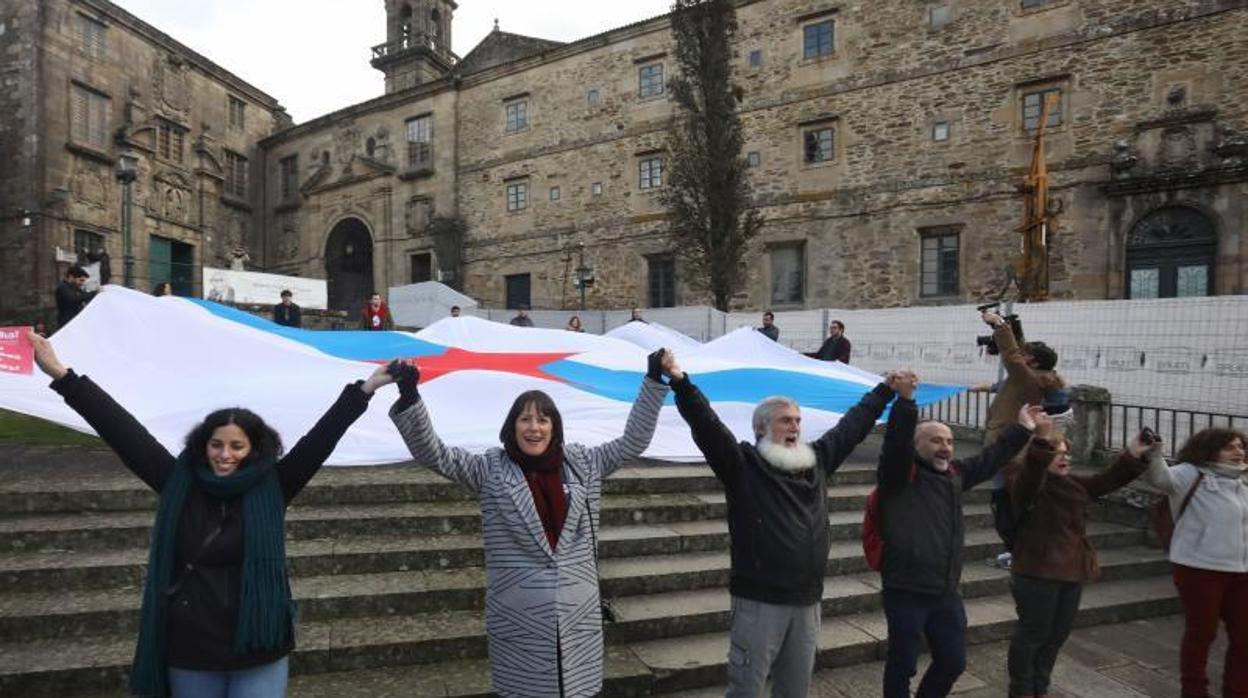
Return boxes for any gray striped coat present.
[390,378,670,697]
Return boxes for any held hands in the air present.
[1017,403,1050,432]
[887,369,918,400]
[661,349,684,383]
[360,363,398,395]
[1127,429,1164,459]
[981,311,1007,329]
[385,359,421,402]
[26,332,68,381]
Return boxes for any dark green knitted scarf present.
[130,451,293,697]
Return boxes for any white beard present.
[757,438,818,472]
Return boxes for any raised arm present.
[276,365,387,500]
[668,350,746,485]
[958,403,1040,489]
[585,367,670,479]
[811,376,897,474]
[1072,446,1149,500]
[386,361,490,494]
[30,332,174,491]
[1134,432,1183,494]
[984,311,1031,382]
[877,390,918,496]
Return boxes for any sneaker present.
[996,551,1013,570]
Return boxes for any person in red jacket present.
[360,292,394,331]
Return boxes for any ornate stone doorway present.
[1125,206,1217,299]
[325,217,374,313]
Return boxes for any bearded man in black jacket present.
[664,359,909,698]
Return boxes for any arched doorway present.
[1126,206,1216,298]
[325,217,374,313]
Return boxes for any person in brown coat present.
[1005,433,1149,698]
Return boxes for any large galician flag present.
[0,287,961,464]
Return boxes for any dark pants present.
[882,588,967,698]
[991,488,1016,552]
[1173,564,1248,698]
[1008,574,1082,696]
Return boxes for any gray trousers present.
[725,596,821,698]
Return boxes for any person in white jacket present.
[1140,427,1247,698]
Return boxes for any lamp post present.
[574,242,595,311]
[115,148,138,288]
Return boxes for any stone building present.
[0,0,288,325]
[4,0,1246,323]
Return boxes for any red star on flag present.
[390,347,578,383]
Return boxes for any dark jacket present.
[273,301,302,328]
[983,323,1063,447]
[812,335,851,363]
[55,281,95,329]
[51,372,372,670]
[877,397,1032,595]
[673,376,894,605]
[758,325,780,342]
[1008,441,1147,583]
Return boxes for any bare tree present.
[660,0,763,311]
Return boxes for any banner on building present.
[202,267,328,309]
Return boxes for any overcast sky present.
[112,0,675,123]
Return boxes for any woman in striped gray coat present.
[386,350,673,697]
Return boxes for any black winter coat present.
[52,372,372,670]
[673,377,894,605]
[876,398,1031,595]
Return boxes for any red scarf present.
[504,441,567,550]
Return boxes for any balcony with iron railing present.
[371,33,458,64]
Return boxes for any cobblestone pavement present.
[671,614,1226,697]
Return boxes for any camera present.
[975,302,1023,356]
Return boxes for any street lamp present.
[115,148,138,288]
[574,242,595,311]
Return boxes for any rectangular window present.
[506,181,528,212]
[549,186,561,201]
[803,20,834,59]
[920,229,960,297]
[505,100,528,132]
[1176,265,1209,297]
[933,121,950,142]
[279,156,299,200]
[748,151,762,167]
[1021,0,1053,8]
[748,49,763,67]
[587,89,601,107]
[156,118,185,163]
[77,14,106,60]
[638,63,664,99]
[803,127,834,164]
[71,84,110,150]
[591,182,603,196]
[410,253,433,283]
[224,150,248,199]
[228,96,246,131]
[770,245,805,304]
[929,5,951,28]
[505,273,531,309]
[639,157,663,189]
[74,229,104,257]
[405,115,433,169]
[1022,88,1063,132]
[648,256,676,308]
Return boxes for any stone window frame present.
[638,62,665,101]
[801,19,835,61]
[405,113,434,170]
[768,241,807,307]
[505,178,530,213]
[591,182,604,196]
[76,12,107,61]
[928,4,952,29]
[223,149,248,200]
[549,186,561,201]
[638,155,664,190]
[504,97,529,133]
[278,155,299,201]
[800,117,837,167]
[587,88,601,108]
[932,120,951,143]
[410,251,434,284]
[1017,78,1068,135]
[155,117,187,164]
[747,151,762,167]
[504,272,532,310]
[228,96,246,131]
[747,49,763,68]
[647,254,677,308]
[918,225,961,298]
[70,82,111,153]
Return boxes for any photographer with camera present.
[973,309,1067,570]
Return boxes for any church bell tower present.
[371,0,457,93]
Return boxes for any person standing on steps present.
[876,392,1044,698]
[24,330,390,698]
[665,358,907,698]
[386,350,672,698]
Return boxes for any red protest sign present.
[0,326,34,375]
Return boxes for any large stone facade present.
[0,0,288,325]
[4,0,1246,323]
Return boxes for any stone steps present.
[1,519,1151,644]
[0,559,1174,697]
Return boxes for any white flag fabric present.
[0,287,962,464]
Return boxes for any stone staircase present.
[0,437,1178,697]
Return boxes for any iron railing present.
[918,390,992,429]
[1106,404,1246,459]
